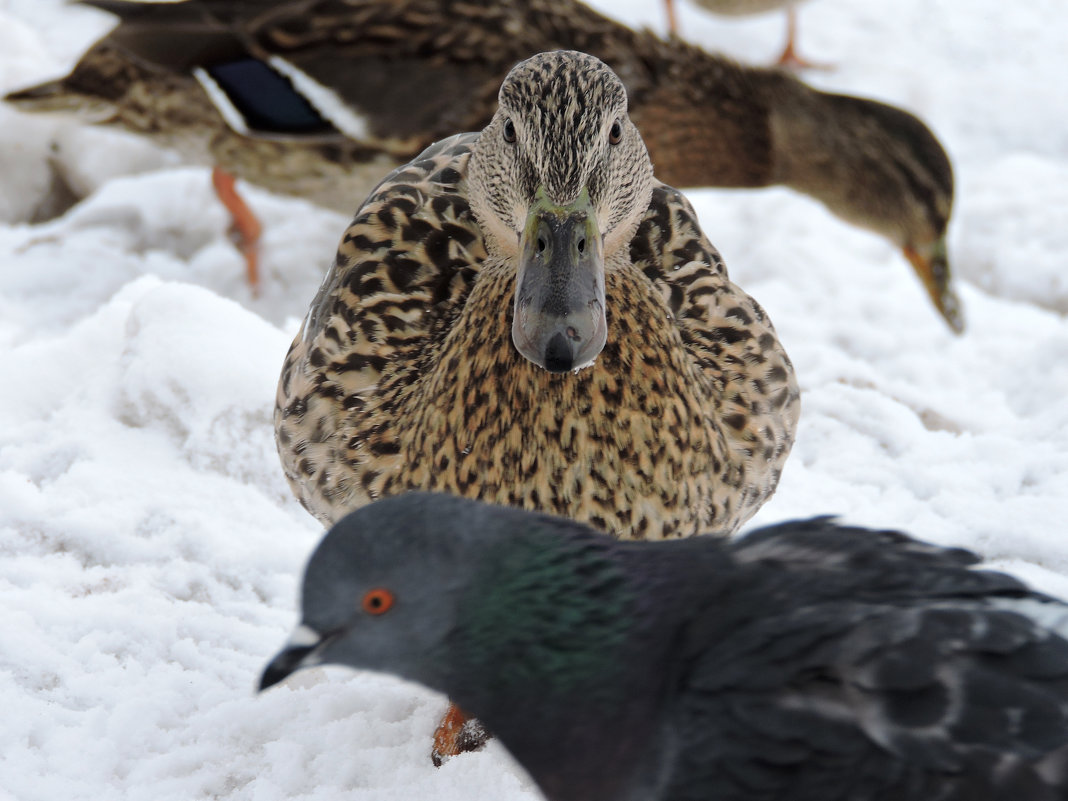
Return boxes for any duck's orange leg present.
[775,6,832,70]
[663,0,679,35]
[431,702,489,767]
[211,166,262,295]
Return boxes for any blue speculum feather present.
[206,59,337,136]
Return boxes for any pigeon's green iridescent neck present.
[455,529,636,699]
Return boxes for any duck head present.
[467,51,654,373]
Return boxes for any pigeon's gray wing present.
[665,518,1068,801]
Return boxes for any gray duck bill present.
[512,186,607,373]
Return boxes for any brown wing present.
[632,183,800,524]
[275,133,486,523]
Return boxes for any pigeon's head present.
[260,491,639,706]
[467,50,654,373]
[260,493,506,694]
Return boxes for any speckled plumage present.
[275,51,799,541]
[4,0,960,329]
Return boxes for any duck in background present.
[5,0,961,331]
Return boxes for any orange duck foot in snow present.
[431,702,490,767]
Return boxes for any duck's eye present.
[609,120,623,145]
[503,118,517,144]
[361,588,395,615]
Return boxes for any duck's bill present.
[259,624,325,692]
[904,236,965,334]
[513,186,608,373]
[4,80,114,122]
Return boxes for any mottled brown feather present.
[276,129,799,539]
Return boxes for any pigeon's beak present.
[513,185,607,373]
[259,624,325,692]
[903,235,964,334]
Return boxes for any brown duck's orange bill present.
[904,236,964,334]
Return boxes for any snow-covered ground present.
[0,1,1065,799]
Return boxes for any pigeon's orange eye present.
[361,588,395,615]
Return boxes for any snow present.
[0,1,1066,799]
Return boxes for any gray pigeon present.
[261,492,1068,801]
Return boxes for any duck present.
[4,0,961,331]
[663,0,822,70]
[274,49,800,762]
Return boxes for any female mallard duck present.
[275,49,799,760]
[5,0,959,331]
[663,0,821,69]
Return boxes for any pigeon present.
[261,492,1068,801]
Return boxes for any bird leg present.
[775,6,831,70]
[663,0,679,36]
[431,702,490,766]
[211,166,263,295]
